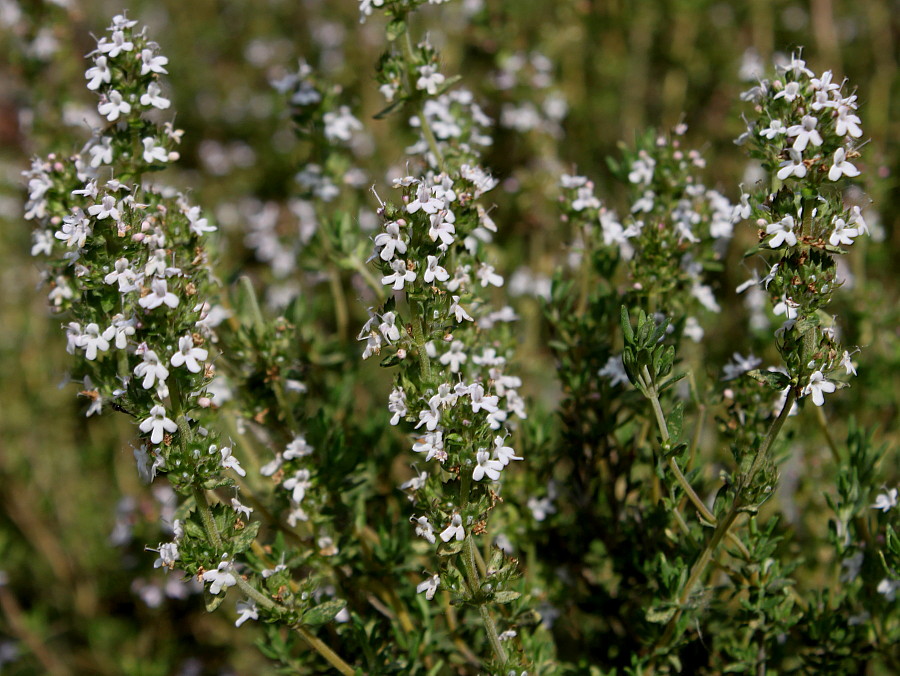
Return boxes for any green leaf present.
[380,353,402,368]
[373,97,407,121]
[620,306,634,344]
[646,604,676,623]
[302,599,347,627]
[204,589,227,612]
[438,539,465,556]
[231,519,261,555]
[745,369,791,390]
[492,591,521,604]
[385,18,406,42]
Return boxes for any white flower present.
[142,137,169,164]
[104,258,139,292]
[202,558,237,595]
[89,137,114,167]
[217,445,245,477]
[840,351,857,376]
[827,148,860,181]
[829,217,858,247]
[416,574,440,600]
[400,471,428,492]
[415,406,441,432]
[412,516,436,544]
[439,340,467,373]
[134,349,169,389]
[876,578,899,602]
[98,90,131,121]
[186,206,216,236]
[99,30,133,57]
[139,278,180,310]
[79,323,114,360]
[88,195,120,221]
[139,405,178,444]
[412,431,445,462]
[469,384,499,414]
[803,370,836,406]
[424,255,449,284]
[759,119,786,139]
[492,436,523,466]
[140,48,169,75]
[283,471,312,506]
[476,263,503,288]
[448,296,473,323]
[598,354,629,387]
[85,56,111,90]
[31,230,54,257]
[378,311,401,343]
[684,316,704,343]
[231,498,253,519]
[284,435,314,460]
[170,334,208,373]
[473,450,503,481]
[527,495,556,521]
[428,211,456,247]
[153,542,179,569]
[627,155,655,185]
[408,183,443,214]
[235,599,258,627]
[631,190,655,213]
[388,387,407,425]
[416,65,446,95]
[872,488,898,512]
[766,214,797,248]
[110,315,136,349]
[140,82,170,109]
[323,106,362,142]
[439,514,464,542]
[835,106,863,138]
[373,222,407,261]
[55,209,92,248]
[429,383,458,410]
[810,70,839,93]
[722,352,762,380]
[786,115,823,152]
[381,259,416,290]
[776,149,807,181]
[773,81,801,102]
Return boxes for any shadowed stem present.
[458,473,509,665]
[401,25,445,171]
[183,415,354,675]
[642,370,750,559]
[655,389,798,651]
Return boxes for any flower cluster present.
[736,52,867,407]
[558,127,735,351]
[360,4,529,669]
[24,13,274,630]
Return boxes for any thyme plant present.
[13,3,899,675]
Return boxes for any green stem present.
[644,374,714,525]
[239,275,266,336]
[409,302,433,382]
[192,485,224,552]
[458,473,508,665]
[295,625,356,676]
[401,25,445,171]
[656,389,797,650]
[194,475,354,674]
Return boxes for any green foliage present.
[1,1,898,675]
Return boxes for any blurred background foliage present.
[0,0,897,673]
